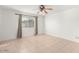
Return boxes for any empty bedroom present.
[0,5,79,53]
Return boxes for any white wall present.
[0,8,2,37]
[0,6,20,40]
[0,6,45,41]
[38,16,45,34]
[45,8,79,42]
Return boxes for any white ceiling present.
[4,5,79,14]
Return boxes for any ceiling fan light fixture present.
[37,10,47,16]
[37,5,52,16]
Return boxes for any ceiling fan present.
[39,5,53,15]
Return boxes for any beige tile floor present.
[0,34,79,53]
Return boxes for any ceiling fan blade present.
[45,8,53,10]
[44,10,48,14]
[38,5,53,15]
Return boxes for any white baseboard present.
[46,32,79,43]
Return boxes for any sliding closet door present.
[22,16,35,37]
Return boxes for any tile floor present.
[0,35,79,53]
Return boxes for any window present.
[22,16,34,28]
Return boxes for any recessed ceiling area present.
[3,5,79,14]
